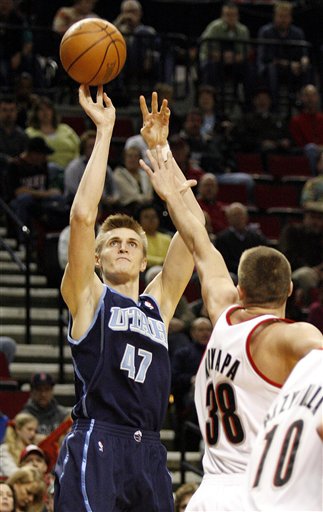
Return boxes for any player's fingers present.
[96,85,103,103]
[140,95,149,119]
[179,180,197,194]
[161,99,170,116]
[151,91,158,114]
[139,158,153,177]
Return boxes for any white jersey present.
[195,305,285,475]
[247,349,323,511]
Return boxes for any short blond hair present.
[95,213,147,256]
[274,1,293,14]
[238,246,291,306]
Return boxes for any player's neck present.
[242,303,286,318]
[105,277,140,303]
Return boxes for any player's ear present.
[236,285,244,300]
[140,257,147,273]
[288,280,293,298]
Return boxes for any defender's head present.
[237,246,292,307]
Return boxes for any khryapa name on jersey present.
[205,347,240,381]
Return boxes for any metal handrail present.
[0,198,32,344]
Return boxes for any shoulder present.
[258,23,273,36]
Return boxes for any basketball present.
[59,18,127,86]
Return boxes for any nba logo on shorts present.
[134,430,142,443]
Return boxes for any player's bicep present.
[147,233,195,324]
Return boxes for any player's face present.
[98,227,147,281]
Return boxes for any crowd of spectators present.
[0,2,322,498]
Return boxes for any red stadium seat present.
[235,152,265,175]
[218,183,249,204]
[0,390,30,418]
[254,182,301,209]
[267,153,312,178]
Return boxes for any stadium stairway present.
[0,222,202,488]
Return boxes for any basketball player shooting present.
[140,147,323,511]
[54,85,205,511]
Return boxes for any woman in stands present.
[0,413,38,478]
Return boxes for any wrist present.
[149,143,170,162]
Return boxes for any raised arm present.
[141,148,238,325]
[139,93,205,325]
[61,86,115,336]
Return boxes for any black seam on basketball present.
[88,37,122,83]
[66,33,114,72]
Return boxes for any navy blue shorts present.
[54,419,174,512]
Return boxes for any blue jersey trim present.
[81,419,95,512]
[68,286,107,345]
[59,431,75,484]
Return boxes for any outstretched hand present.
[140,146,196,201]
[79,85,115,129]
[140,92,170,148]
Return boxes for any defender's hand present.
[140,92,170,149]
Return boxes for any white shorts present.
[186,473,249,512]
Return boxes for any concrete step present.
[0,307,61,326]
[171,471,202,488]
[0,274,47,286]
[0,261,38,274]
[1,324,65,344]
[10,361,74,383]
[167,451,202,471]
[15,343,71,363]
[0,286,59,307]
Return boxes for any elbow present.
[70,205,97,227]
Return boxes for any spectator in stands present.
[215,202,269,283]
[257,1,311,105]
[0,412,39,477]
[196,173,228,235]
[64,129,119,214]
[169,135,205,188]
[232,87,291,153]
[21,373,69,437]
[279,203,323,305]
[26,97,80,170]
[0,96,29,171]
[0,0,33,87]
[289,84,323,175]
[199,2,251,103]
[114,0,159,84]
[307,280,323,332]
[174,483,199,512]
[113,145,153,215]
[6,467,46,512]
[6,137,63,243]
[180,108,254,199]
[196,84,234,142]
[172,317,212,450]
[0,337,16,366]
[18,445,48,478]
[0,481,15,512]
[13,72,39,130]
[300,149,323,206]
[52,0,99,35]
[135,203,171,268]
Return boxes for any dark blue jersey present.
[68,285,171,431]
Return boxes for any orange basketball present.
[59,18,127,86]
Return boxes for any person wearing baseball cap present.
[20,373,70,436]
[19,444,48,476]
